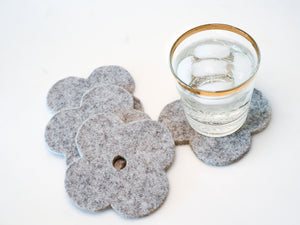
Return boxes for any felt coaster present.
[47,65,143,113]
[45,85,150,166]
[158,89,271,166]
[65,113,175,218]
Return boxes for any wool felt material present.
[47,65,143,113]
[45,85,150,165]
[65,113,175,218]
[158,89,271,166]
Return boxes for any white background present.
[0,0,300,224]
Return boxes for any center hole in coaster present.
[112,155,126,170]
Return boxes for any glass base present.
[186,110,248,137]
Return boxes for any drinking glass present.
[169,24,260,137]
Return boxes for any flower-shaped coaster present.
[47,65,144,113]
[45,84,150,165]
[65,113,175,218]
[158,89,271,166]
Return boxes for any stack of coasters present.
[159,89,271,166]
[47,65,144,113]
[45,66,175,218]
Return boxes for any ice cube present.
[176,56,194,84]
[194,43,230,59]
[232,52,253,85]
[192,59,228,77]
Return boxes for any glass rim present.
[169,23,261,97]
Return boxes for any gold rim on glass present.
[169,24,261,97]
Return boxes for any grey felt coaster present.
[46,65,143,113]
[158,89,271,166]
[45,85,150,166]
[65,113,175,218]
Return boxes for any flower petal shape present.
[65,158,112,211]
[47,77,90,113]
[158,100,195,145]
[65,113,174,217]
[87,65,135,94]
[191,129,251,166]
[111,167,168,218]
[158,88,271,166]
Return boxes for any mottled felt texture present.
[158,89,271,166]
[133,96,144,112]
[47,65,144,113]
[45,85,149,165]
[65,113,175,218]
[243,89,271,134]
